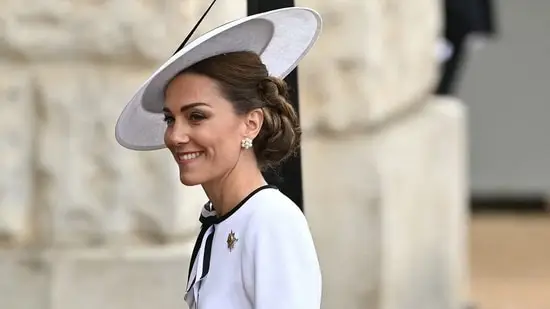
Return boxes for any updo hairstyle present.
[179,51,301,169]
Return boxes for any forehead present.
[164,73,227,110]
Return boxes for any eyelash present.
[163,115,175,125]
[163,112,207,125]
[189,112,206,122]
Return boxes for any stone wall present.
[0,0,468,309]
[0,1,245,308]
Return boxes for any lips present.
[176,151,204,164]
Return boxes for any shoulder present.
[240,188,322,308]
[243,188,317,255]
[247,188,309,232]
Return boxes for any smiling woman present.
[113,6,323,309]
[162,51,300,188]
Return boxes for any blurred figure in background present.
[436,0,498,95]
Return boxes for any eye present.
[188,111,207,122]
[163,114,175,126]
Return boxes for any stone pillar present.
[373,98,468,309]
[297,1,469,309]
[0,1,245,308]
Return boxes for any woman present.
[115,7,323,309]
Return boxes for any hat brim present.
[115,7,322,151]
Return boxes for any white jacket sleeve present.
[241,203,322,309]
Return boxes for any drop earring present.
[241,137,253,150]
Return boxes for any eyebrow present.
[162,102,210,114]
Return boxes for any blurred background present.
[0,0,549,309]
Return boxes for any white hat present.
[115,6,323,151]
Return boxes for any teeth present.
[180,152,202,161]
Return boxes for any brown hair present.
[179,51,301,170]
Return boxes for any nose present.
[165,121,191,146]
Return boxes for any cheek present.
[163,128,170,146]
[209,132,241,157]
[163,127,176,151]
[200,122,242,158]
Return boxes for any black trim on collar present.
[215,184,277,224]
[186,184,278,288]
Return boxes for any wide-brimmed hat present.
[115,6,323,151]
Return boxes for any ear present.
[243,108,264,139]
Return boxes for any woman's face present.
[163,73,248,186]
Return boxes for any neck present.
[201,160,267,217]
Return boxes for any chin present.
[179,172,208,187]
[179,176,203,186]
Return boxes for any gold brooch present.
[226,230,238,252]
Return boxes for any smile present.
[177,151,204,163]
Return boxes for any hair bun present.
[254,76,300,169]
[258,77,290,110]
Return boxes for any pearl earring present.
[241,137,253,150]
